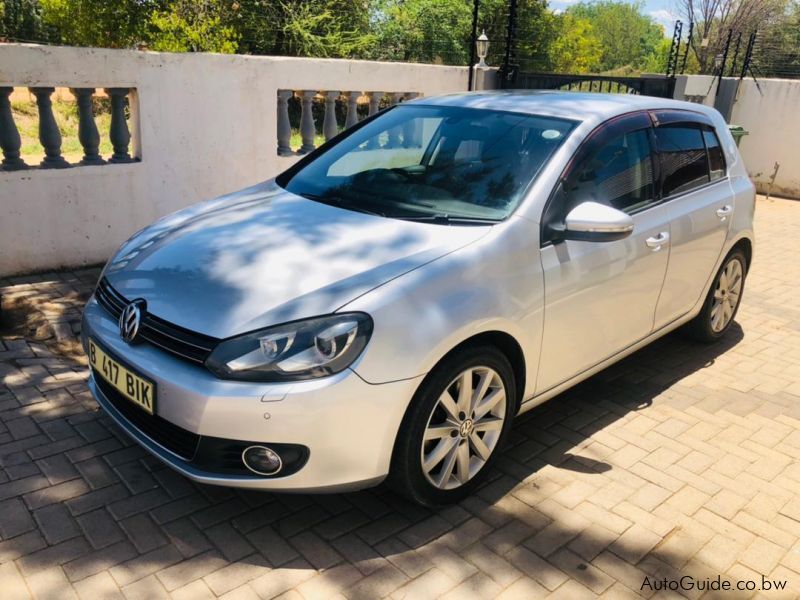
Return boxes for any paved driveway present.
[1,197,799,599]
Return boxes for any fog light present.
[242,445,283,476]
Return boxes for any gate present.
[476,0,685,99]
[510,73,676,97]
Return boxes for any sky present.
[548,0,680,35]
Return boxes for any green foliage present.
[566,1,664,73]
[640,37,673,74]
[276,0,374,57]
[231,0,373,58]
[0,0,53,41]
[39,0,159,48]
[367,0,551,67]
[369,0,474,64]
[148,0,238,53]
[513,0,554,71]
[547,14,602,73]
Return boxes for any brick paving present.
[1,196,799,599]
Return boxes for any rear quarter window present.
[703,130,726,181]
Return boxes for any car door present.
[650,112,732,328]
[536,112,670,394]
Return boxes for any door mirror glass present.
[561,201,634,242]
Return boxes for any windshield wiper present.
[396,214,501,226]
[297,192,386,218]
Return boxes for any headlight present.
[205,313,373,381]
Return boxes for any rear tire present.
[684,249,747,343]
[388,345,515,506]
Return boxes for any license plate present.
[88,338,156,415]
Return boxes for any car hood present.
[103,180,489,338]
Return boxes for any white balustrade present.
[275,90,420,156]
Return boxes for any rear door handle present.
[716,205,733,220]
[646,232,670,251]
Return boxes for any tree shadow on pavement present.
[7,310,787,599]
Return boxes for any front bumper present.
[82,297,423,492]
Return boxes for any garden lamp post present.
[476,30,489,68]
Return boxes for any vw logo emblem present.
[119,300,145,343]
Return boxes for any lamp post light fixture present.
[714,53,724,71]
[476,30,489,68]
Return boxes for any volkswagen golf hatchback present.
[82,91,754,505]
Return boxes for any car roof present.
[410,90,720,126]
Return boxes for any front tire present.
[685,249,747,342]
[388,345,515,506]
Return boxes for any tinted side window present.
[703,130,726,181]
[655,125,710,196]
[561,128,655,215]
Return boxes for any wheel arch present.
[730,236,753,270]
[414,330,527,415]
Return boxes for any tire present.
[388,345,516,506]
[684,248,747,343]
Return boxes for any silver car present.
[82,91,754,505]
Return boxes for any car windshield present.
[277,105,577,224]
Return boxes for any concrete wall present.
[0,44,469,276]
[675,74,800,200]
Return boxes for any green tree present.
[368,0,473,64]
[368,0,550,67]
[547,13,602,73]
[230,0,373,58]
[0,0,53,42]
[566,1,664,72]
[512,0,554,72]
[39,0,160,48]
[148,0,238,53]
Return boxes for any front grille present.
[95,278,219,365]
[94,373,200,460]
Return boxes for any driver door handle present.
[716,205,733,220]
[646,232,670,251]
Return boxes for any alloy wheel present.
[710,257,743,332]
[420,366,506,490]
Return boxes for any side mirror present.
[556,201,634,242]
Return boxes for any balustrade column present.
[0,87,26,171]
[367,92,383,116]
[323,91,339,142]
[105,88,133,163]
[30,87,69,168]
[387,93,405,148]
[402,93,421,148]
[345,91,360,129]
[299,90,317,154]
[365,92,383,149]
[71,88,105,165]
[277,90,293,156]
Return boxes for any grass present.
[12,98,117,165]
[289,130,329,152]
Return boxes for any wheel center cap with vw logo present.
[119,300,146,343]
[459,419,474,437]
